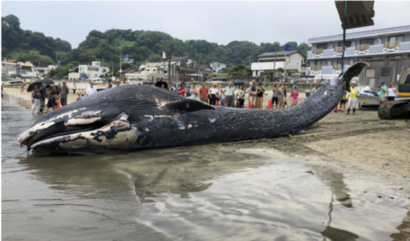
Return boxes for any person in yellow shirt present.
[339,89,348,111]
[347,81,358,115]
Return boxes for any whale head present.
[18,86,213,154]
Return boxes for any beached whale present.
[18,62,367,154]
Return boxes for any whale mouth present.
[19,113,138,153]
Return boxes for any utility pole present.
[284,51,287,82]
[273,44,277,76]
[168,43,173,82]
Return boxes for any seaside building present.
[126,56,213,81]
[306,25,410,88]
[68,61,110,80]
[251,51,306,77]
[210,62,227,73]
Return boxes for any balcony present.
[333,64,341,70]
[311,65,322,70]
[334,46,343,53]
[312,49,324,54]
[356,44,370,51]
[384,41,400,48]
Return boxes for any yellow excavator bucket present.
[335,1,375,29]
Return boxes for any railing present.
[333,64,341,70]
[384,41,400,48]
[312,49,324,54]
[334,46,343,52]
[356,44,370,51]
[311,65,322,70]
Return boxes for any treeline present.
[2,15,71,66]
[2,14,311,71]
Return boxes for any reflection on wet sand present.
[3,99,409,241]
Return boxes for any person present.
[77,93,82,101]
[387,82,395,102]
[290,85,299,107]
[86,82,98,96]
[234,85,245,108]
[38,85,47,113]
[209,83,219,106]
[291,81,299,91]
[219,85,225,106]
[1,85,4,101]
[20,83,24,93]
[25,83,29,93]
[223,81,235,107]
[31,85,41,114]
[60,82,69,107]
[44,86,54,113]
[73,82,77,94]
[107,80,113,89]
[199,82,208,103]
[378,81,387,104]
[52,85,61,110]
[339,89,348,111]
[271,83,279,109]
[277,86,283,109]
[112,79,121,88]
[311,83,320,95]
[168,82,173,91]
[281,84,287,108]
[347,81,358,115]
[256,83,265,109]
[178,82,186,97]
[190,84,198,99]
[246,81,258,108]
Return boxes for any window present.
[381,67,391,77]
[88,67,99,72]
[366,69,375,78]
[79,67,86,72]
[388,35,404,43]
[102,68,107,73]
[317,43,327,49]
[360,39,374,45]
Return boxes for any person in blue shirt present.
[291,81,299,91]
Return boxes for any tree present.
[147,54,162,62]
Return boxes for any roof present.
[257,50,301,58]
[308,25,410,44]
[171,56,189,61]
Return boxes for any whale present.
[18,62,367,155]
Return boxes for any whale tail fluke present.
[342,62,369,89]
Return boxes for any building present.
[68,61,110,80]
[306,25,410,86]
[126,56,213,81]
[210,62,227,73]
[251,51,306,77]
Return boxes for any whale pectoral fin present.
[163,99,215,113]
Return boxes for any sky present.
[2,1,410,49]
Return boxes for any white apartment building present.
[251,51,306,77]
[68,61,110,80]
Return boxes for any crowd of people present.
[173,81,304,109]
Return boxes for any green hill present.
[2,14,311,69]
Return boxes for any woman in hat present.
[112,79,121,88]
[209,82,219,106]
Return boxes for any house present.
[68,61,110,80]
[125,56,213,81]
[251,51,306,77]
[210,62,227,72]
[306,25,410,87]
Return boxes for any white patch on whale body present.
[31,113,139,150]
[153,115,172,118]
[179,126,186,130]
[188,124,193,129]
[18,108,97,143]
[144,115,154,121]
[209,118,216,123]
[145,128,149,132]
[65,117,102,126]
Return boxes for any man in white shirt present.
[112,80,120,88]
[86,82,98,96]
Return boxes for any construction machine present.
[378,67,410,119]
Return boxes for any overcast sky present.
[2,1,410,49]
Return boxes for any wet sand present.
[2,90,409,240]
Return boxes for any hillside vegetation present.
[2,14,311,72]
